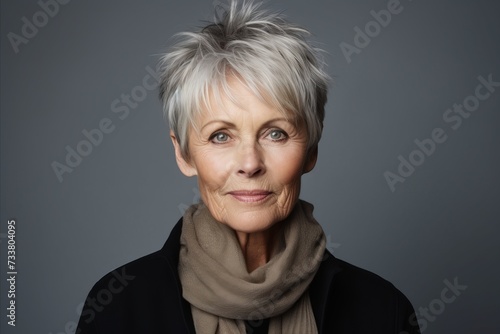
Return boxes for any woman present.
[77,1,420,333]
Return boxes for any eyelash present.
[209,129,288,144]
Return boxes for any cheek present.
[193,150,232,192]
[267,147,307,185]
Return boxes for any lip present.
[228,190,272,203]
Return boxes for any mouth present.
[228,190,272,203]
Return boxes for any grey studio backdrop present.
[1,0,499,333]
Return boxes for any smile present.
[228,190,272,203]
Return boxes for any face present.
[172,78,317,234]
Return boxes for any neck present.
[235,224,282,273]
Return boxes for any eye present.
[267,129,287,141]
[210,132,230,143]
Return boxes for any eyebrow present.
[200,117,293,132]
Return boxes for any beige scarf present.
[178,200,326,334]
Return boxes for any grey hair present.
[158,0,329,158]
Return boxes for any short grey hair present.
[158,0,329,158]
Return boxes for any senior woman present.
[77,1,419,333]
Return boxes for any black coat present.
[76,219,420,333]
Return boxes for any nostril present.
[238,167,263,177]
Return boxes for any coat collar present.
[162,218,197,333]
[309,251,343,333]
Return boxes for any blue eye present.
[211,132,229,143]
[268,130,287,141]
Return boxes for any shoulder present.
[84,248,171,303]
[310,252,420,333]
[76,219,194,333]
[83,219,182,306]
[329,255,408,301]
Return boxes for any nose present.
[236,141,265,178]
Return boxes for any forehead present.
[195,75,295,125]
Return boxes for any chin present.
[223,211,283,234]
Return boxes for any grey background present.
[1,0,499,333]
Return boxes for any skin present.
[171,77,317,272]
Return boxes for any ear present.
[303,145,318,174]
[170,130,197,177]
